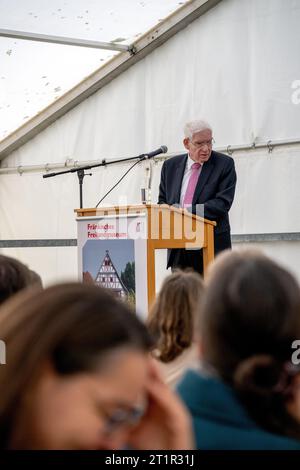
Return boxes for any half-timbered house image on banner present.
[95,250,128,298]
[82,239,136,306]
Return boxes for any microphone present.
[140,145,168,159]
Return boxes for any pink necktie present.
[183,162,201,206]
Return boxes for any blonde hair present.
[148,270,204,362]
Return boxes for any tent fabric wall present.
[232,241,300,282]
[0,0,300,284]
[0,246,78,285]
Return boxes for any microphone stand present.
[76,168,92,209]
[42,153,150,209]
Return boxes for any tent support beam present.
[1,136,300,175]
[0,28,132,53]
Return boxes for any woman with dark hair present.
[0,283,193,450]
[148,270,204,387]
[177,250,300,449]
[0,254,42,306]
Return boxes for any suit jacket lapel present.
[192,155,215,203]
[173,154,187,204]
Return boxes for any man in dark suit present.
[158,120,237,273]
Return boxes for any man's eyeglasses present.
[190,138,214,149]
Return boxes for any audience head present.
[0,254,42,305]
[199,249,300,438]
[0,283,153,449]
[148,270,204,362]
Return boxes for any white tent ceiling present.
[0,0,189,141]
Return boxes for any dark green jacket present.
[177,370,300,450]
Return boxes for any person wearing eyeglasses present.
[0,283,193,450]
[158,119,237,274]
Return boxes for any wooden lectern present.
[75,204,216,314]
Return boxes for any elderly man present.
[158,120,237,273]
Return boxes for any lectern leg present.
[147,242,156,311]
[203,225,214,277]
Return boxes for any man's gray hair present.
[184,120,212,139]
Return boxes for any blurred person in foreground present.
[0,254,42,306]
[148,270,204,388]
[177,250,300,449]
[0,282,193,450]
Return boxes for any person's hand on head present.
[127,358,194,450]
